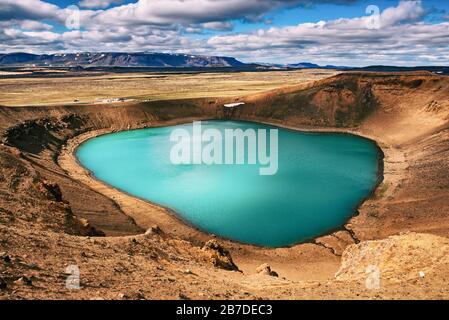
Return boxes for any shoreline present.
[58,118,405,279]
[73,119,386,245]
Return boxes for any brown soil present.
[1,72,449,299]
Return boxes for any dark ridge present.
[349,65,449,75]
[0,52,246,68]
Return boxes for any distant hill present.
[262,62,351,70]
[1,53,447,74]
[349,65,449,75]
[0,52,246,68]
[287,62,321,69]
[286,63,448,73]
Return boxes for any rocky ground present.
[1,72,449,299]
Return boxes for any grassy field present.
[0,69,338,107]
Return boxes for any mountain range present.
[0,52,245,68]
[0,52,350,69]
[0,53,447,75]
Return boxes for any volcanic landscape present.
[1,69,449,299]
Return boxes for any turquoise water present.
[76,121,381,247]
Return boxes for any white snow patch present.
[224,102,245,108]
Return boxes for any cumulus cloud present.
[19,20,54,31]
[0,0,357,28]
[89,0,357,27]
[0,28,62,53]
[0,0,448,66]
[201,21,234,31]
[379,0,425,26]
[0,0,61,21]
[206,0,449,65]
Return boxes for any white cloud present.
[201,22,234,31]
[20,20,53,31]
[0,0,448,66]
[205,1,449,66]
[0,0,61,21]
[379,0,425,27]
[78,0,123,9]
[84,0,356,27]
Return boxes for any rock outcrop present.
[335,233,449,283]
[202,240,240,272]
[256,263,279,277]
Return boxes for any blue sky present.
[1,0,449,66]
